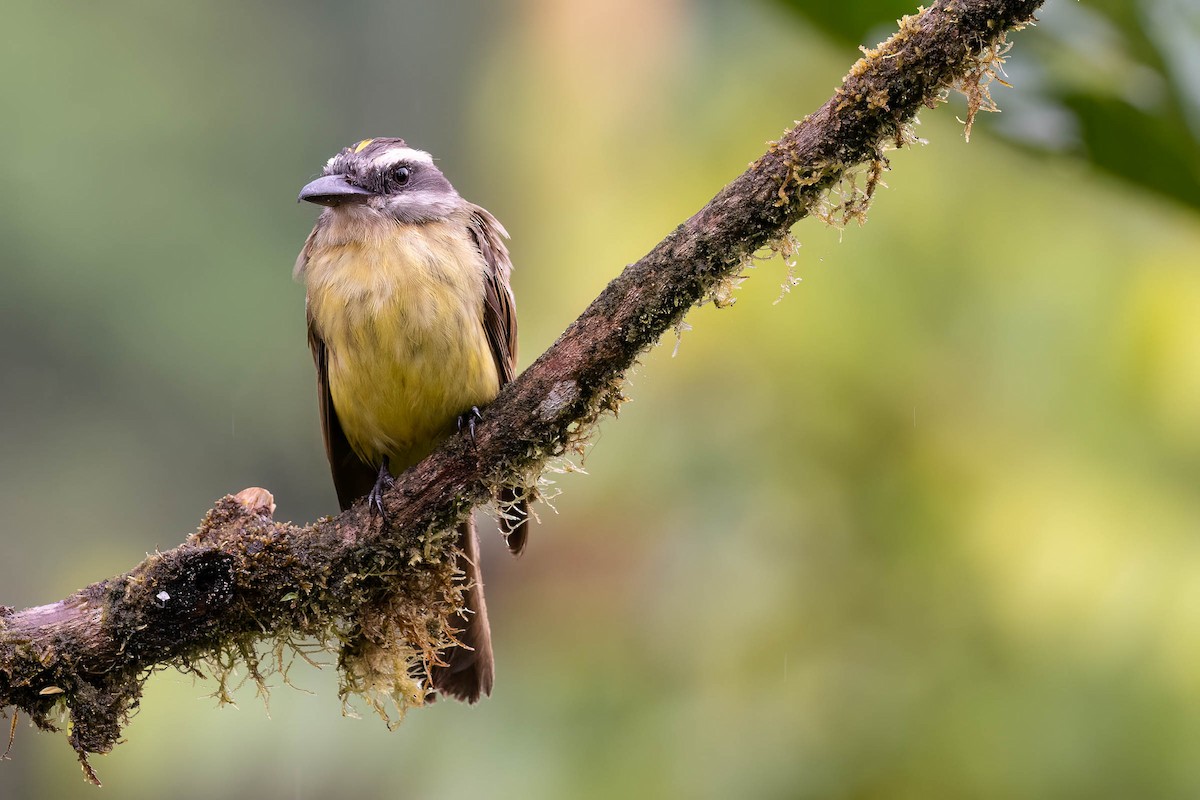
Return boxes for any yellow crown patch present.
[353,139,374,153]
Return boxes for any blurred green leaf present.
[768,0,1200,210]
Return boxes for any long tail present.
[429,518,495,703]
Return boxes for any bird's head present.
[298,138,461,223]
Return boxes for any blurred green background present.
[3,1,1199,798]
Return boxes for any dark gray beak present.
[297,174,373,206]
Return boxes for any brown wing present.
[468,205,529,555]
[469,205,518,383]
[299,224,377,511]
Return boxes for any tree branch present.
[0,0,1043,783]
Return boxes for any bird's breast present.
[304,217,500,470]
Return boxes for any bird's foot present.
[368,458,394,519]
[457,406,483,449]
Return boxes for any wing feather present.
[468,206,529,554]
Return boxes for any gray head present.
[298,138,463,223]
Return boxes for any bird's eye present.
[391,166,411,187]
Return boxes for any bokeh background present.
[3,1,1199,797]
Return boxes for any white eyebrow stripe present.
[373,147,434,168]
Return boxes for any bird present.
[295,137,528,703]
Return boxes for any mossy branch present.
[0,0,1043,784]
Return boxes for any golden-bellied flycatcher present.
[296,138,527,703]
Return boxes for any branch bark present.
[0,0,1043,783]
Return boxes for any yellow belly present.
[305,216,500,472]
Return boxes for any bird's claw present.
[457,406,483,448]
[368,459,395,519]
